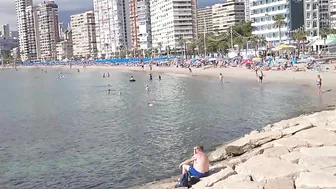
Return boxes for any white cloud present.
[0,0,93,30]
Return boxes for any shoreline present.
[15,64,336,88]
[130,106,336,189]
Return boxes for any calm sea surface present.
[0,67,331,188]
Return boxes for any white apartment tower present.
[15,0,36,61]
[197,6,213,36]
[150,0,197,52]
[0,24,10,37]
[137,0,152,50]
[212,0,245,33]
[93,0,131,58]
[304,0,329,39]
[70,11,98,58]
[36,1,59,60]
[244,0,251,21]
[251,0,304,43]
[331,0,336,29]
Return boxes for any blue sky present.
[2,0,224,30]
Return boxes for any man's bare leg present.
[182,165,190,175]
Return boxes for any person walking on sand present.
[317,74,322,95]
[179,146,210,178]
[219,73,223,82]
[256,68,264,85]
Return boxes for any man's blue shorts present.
[188,166,209,178]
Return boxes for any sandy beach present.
[20,64,336,88]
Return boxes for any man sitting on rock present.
[179,146,210,178]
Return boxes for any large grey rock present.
[295,172,336,189]
[316,167,336,176]
[263,146,289,158]
[235,155,307,182]
[209,144,228,162]
[302,111,335,127]
[280,152,304,164]
[264,177,295,189]
[293,127,336,147]
[212,180,264,189]
[282,123,313,136]
[192,167,236,188]
[298,156,336,172]
[225,131,283,156]
[300,147,336,157]
[273,137,308,151]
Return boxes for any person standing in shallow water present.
[219,73,223,82]
[317,74,322,95]
[256,68,263,85]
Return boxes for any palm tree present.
[165,45,171,57]
[273,14,286,43]
[292,30,306,54]
[157,42,162,57]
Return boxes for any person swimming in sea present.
[146,85,149,91]
[149,73,153,80]
[148,103,153,107]
[316,74,322,95]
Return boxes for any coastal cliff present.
[131,108,336,189]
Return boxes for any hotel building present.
[197,6,213,35]
[150,0,197,52]
[35,0,60,60]
[15,0,36,61]
[137,0,152,50]
[212,0,245,33]
[251,0,304,43]
[93,0,131,58]
[304,0,329,39]
[70,11,98,58]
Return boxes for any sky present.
[1,0,224,30]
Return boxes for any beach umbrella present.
[273,44,296,51]
[242,59,252,64]
[252,57,262,62]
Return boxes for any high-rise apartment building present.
[25,5,38,59]
[93,0,131,58]
[330,0,336,29]
[150,0,197,52]
[304,0,329,39]
[70,11,98,58]
[35,1,59,60]
[197,6,213,35]
[212,0,245,33]
[244,0,251,21]
[15,0,35,61]
[129,0,139,50]
[58,22,65,41]
[251,0,304,43]
[137,0,152,50]
[0,24,10,37]
[56,29,73,60]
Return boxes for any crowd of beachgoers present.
[8,54,335,74]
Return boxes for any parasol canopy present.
[272,44,296,51]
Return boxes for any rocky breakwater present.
[131,109,336,189]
